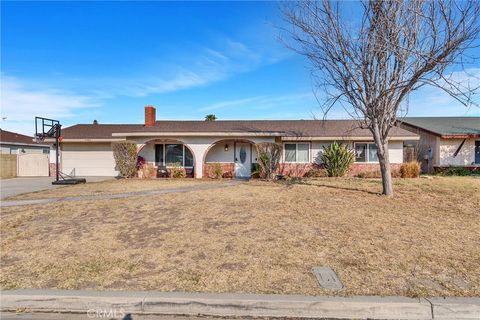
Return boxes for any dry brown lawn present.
[7,178,213,200]
[1,176,479,297]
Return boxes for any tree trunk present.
[377,142,393,196]
[372,125,394,196]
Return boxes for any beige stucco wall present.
[134,136,274,178]
[63,137,409,178]
[205,142,234,163]
[438,138,477,166]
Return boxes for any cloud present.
[0,37,292,134]
[64,37,290,98]
[316,68,480,119]
[198,93,317,118]
[0,75,99,134]
[403,68,480,117]
[199,96,266,112]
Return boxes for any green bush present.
[112,141,138,178]
[400,161,421,178]
[169,162,187,178]
[436,166,471,176]
[212,163,223,179]
[321,142,355,177]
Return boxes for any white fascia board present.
[111,132,284,137]
[281,136,420,141]
[44,138,126,143]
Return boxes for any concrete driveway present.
[0,176,113,200]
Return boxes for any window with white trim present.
[155,144,194,167]
[284,143,310,163]
[354,142,379,162]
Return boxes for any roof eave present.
[111,131,285,137]
[0,141,50,147]
[45,138,127,143]
[440,134,480,139]
[282,136,419,141]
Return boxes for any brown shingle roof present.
[0,129,48,146]
[399,117,480,137]
[61,120,418,139]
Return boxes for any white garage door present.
[61,143,118,176]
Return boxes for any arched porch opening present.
[202,139,256,178]
[138,139,196,178]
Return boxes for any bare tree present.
[282,0,479,196]
[255,142,283,179]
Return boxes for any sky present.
[1,1,479,135]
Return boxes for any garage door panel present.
[61,143,119,176]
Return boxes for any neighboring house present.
[398,117,480,173]
[0,129,50,154]
[51,106,418,178]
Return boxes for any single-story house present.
[52,106,418,178]
[0,129,50,154]
[398,117,480,173]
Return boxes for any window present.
[165,144,183,166]
[368,143,378,162]
[284,143,310,163]
[355,143,379,162]
[185,147,194,167]
[285,144,296,162]
[155,144,194,167]
[155,144,164,165]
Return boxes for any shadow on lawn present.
[276,178,381,195]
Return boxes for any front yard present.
[1,176,479,297]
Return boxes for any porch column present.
[188,144,210,179]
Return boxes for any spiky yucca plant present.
[321,141,355,177]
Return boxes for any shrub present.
[306,168,328,178]
[212,163,223,179]
[222,171,233,178]
[136,156,146,170]
[112,141,138,178]
[251,163,260,179]
[169,162,186,178]
[357,170,382,178]
[321,141,355,177]
[436,166,471,176]
[400,161,421,178]
[138,163,156,179]
[255,143,283,179]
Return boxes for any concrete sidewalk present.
[0,176,112,200]
[1,289,479,320]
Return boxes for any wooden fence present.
[0,154,17,178]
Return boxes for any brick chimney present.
[144,105,156,127]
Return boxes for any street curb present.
[2,290,478,319]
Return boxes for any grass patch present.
[7,178,214,200]
[1,176,479,297]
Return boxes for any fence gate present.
[17,153,49,177]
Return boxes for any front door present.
[235,143,251,178]
[475,141,480,164]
